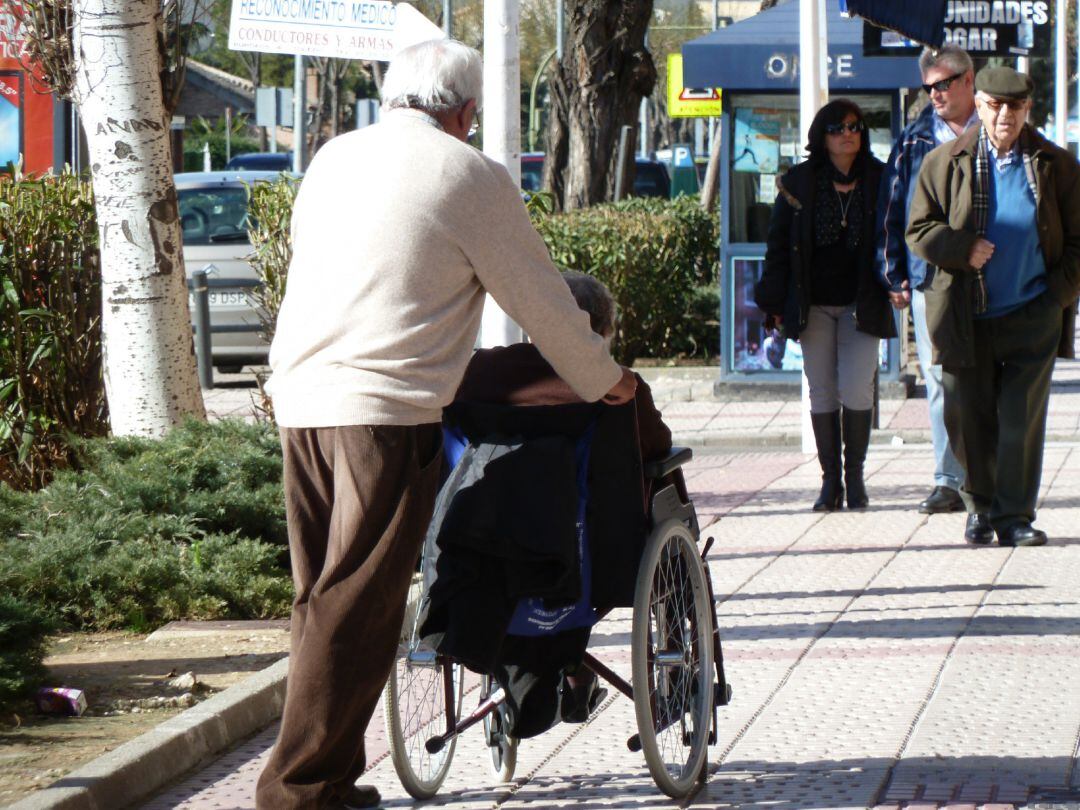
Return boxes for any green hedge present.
[533,195,719,365]
[0,420,292,633]
[0,594,53,713]
[0,169,108,491]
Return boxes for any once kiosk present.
[682,3,920,384]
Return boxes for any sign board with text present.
[862,1,1051,57]
[228,0,443,61]
[666,53,722,118]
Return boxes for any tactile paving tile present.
[136,445,1080,810]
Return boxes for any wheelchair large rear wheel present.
[631,519,714,798]
[384,639,464,799]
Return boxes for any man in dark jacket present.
[907,66,1080,547]
[876,45,978,515]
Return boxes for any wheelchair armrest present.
[643,446,693,480]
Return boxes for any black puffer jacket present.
[755,157,897,341]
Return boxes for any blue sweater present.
[979,151,1048,319]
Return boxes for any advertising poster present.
[0,72,21,169]
[731,257,802,373]
[733,108,781,174]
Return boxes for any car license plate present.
[189,290,250,308]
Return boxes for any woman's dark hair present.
[805,99,871,165]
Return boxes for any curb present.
[8,658,289,810]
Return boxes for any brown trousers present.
[255,423,443,810]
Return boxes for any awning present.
[840,0,947,47]
[682,2,921,91]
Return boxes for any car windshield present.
[178,186,251,246]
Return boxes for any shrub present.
[76,419,288,546]
[0,420,292,631]
[533,195,719,365]
[0,594,53,713]
[246,175,298,346]
[0,168,108,490]
[182,114,261,172]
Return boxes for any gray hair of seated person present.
[562,270,616,338]
[381,39,483,115]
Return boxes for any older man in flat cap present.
[907,66,1080,547]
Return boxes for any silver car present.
[177,170,286,372]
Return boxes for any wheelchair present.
[383,401,731,799]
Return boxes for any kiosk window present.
[728,94,892,244]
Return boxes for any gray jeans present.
[799,304,880,413]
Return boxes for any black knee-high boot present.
[811,411,843,512]
[842,407,873,509]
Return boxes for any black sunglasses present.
[922,71,964,94]
[824,121,864,135]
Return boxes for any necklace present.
[835,186,854,228]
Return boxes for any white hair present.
[381,39,483,114]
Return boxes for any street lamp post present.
[799,0,829,454]
[480,0,525,347]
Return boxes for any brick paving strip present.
[124,441,1080,810]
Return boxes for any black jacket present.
[755,157,897,341]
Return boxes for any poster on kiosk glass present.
[0,72,20,168]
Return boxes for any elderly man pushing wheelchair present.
[257,38,636,810]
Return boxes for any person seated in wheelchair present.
[455,270,671,465]
[418,272,676,737]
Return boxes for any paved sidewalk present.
[145,350,1080,809]
[140,438,1080,809]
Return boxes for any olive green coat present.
[906,124,1080,367]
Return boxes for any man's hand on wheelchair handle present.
[602,367,638,405]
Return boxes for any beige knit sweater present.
[266,109,621,428]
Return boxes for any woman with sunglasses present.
[755,99,896,511]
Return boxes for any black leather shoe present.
[964,513,994,545]
[997,523,1048,547]
[918,486,965,514]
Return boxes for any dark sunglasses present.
[824,121,864,135]
[922,71,964,94]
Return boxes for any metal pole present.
[480,0,524,347]
[293,54,305,174]
[225,106,232,165]
[712,0,718,30]
[443,0,452,36]
[191,269,214,390]
[613,125,632,201]
[639,97,648,158]
[799,0,828,454]
[556,0,564,60]
[1055,0,1068,147]
[528,48,557,151]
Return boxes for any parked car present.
[518,153,671,199]
[177,170,287,372]
[225,152,293,172]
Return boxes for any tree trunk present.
[73,0,205,436]
[542,0,656,210]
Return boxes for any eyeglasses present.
[824,121,864,135]
[922,71,964,94]
[467,112,481,140]
[980,97,1027,114]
